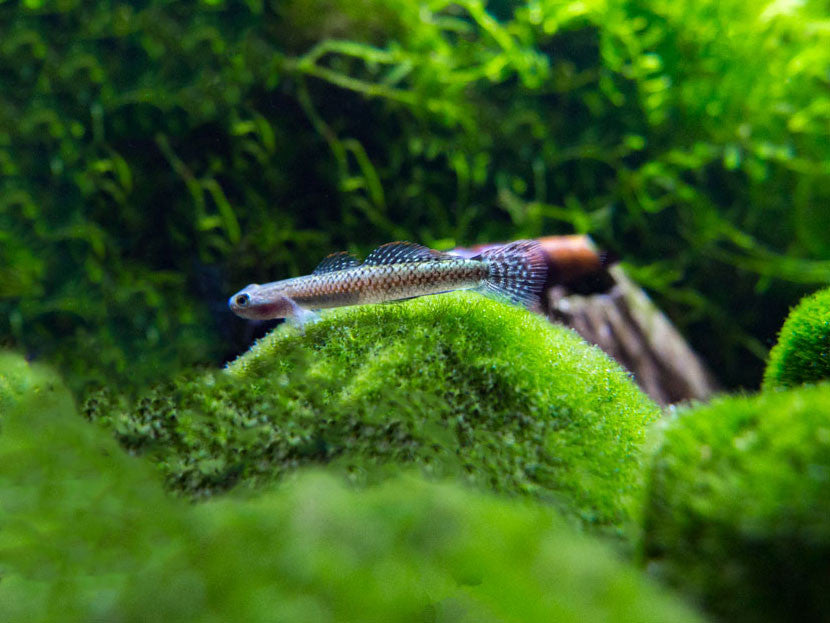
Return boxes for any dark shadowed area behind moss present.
[85,292,659,536]
[641,383,830,622]
[0,364,703,622]
[763,286,830,390]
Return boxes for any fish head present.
[228,284,295,320]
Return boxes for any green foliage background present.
[2,0,829,392]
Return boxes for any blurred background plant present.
[1,0,829,394]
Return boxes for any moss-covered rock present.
[641,383,830,622]
[0,378,703,622]
[85,292,659,535]
[763,287,830,390]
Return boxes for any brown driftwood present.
[456,235,719,405]
[540,236,718,405]
[542,261,719,406]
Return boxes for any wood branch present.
[544,265,719,406]
[454,235,719,405]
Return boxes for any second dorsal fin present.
[313,251,361,274]
[364,241,451,265]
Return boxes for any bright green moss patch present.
[0,388,703,623]
[641,383,830,622]
[763,287,830,390]
[0,351,74,416]
[85,292,659,535]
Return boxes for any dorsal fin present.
[312,251,361,275]
[364,241,452,265]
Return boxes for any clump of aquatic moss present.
[641,383,830,623]
[0,376,703,623]
[85,292,659,535]
[763,287,830,390]
[0,351,72,416]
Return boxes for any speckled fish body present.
[255,258,488,310]
[229,240,546,323]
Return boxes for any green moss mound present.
[85,292,659,535]
[641,383,830,622]
[763,287,830,390]
[0,351,74,416]
[0,380,703,623]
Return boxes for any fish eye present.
[235,293,250,307]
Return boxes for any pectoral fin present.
[285,297,320,333]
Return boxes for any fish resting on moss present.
[229,240,547,325]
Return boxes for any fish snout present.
[229,284,260,318]
[229,285,294,320]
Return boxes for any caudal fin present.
[474,240,548,308]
